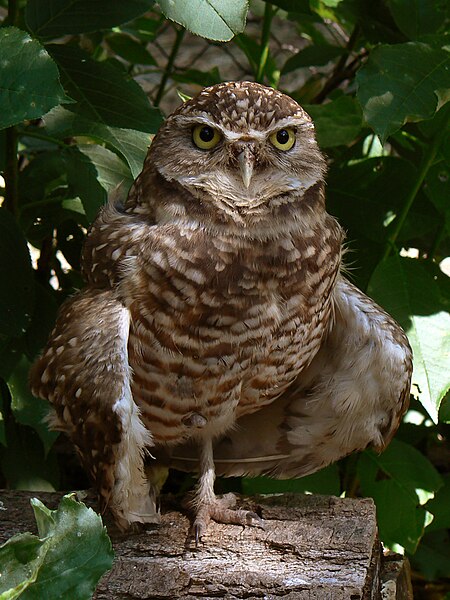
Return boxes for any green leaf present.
[0,495,113,599]
[44,106,150,178]
[234,33,280,86]
[411,530,450,579]
[424,159,450,233]
[26,0,154,38]
[0,27,71,130]
[48,44,162,133]
[368,256,450,421]
[242,463,340,496]
[64,145,133,221]
[172,67,223,87]
[387,0,447,40]
[358,440,442,552]
[8,356,58,454]
[106,32,157,65]
[282,45,344,73]
[158,0,248,41]
[356,42,450,143]
[425,474,450,532]
[304,96,363,147]
[1,421,59,491]
[0,209,35,339]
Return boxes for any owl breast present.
[122,220,342,445]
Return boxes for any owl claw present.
[191,493,264,544]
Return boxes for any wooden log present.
[0,490,411,599]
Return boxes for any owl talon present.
[191,493,264,543]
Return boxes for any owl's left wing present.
[171,278,413,479]
[30,288,157,529]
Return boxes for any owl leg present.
[191,437,263,542]
[30,288,159,530]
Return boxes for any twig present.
[154,26,185,107]
[382,106,450,261]
[312,25,361,104]
[255,3,276,83]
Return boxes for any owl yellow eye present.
[192,125,222,150]
[269,128,296,151]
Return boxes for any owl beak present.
[238,147,255,189]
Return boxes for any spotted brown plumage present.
[30,81,412,536]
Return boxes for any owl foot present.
[192,492,264,544]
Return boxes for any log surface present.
[1,490,384,599]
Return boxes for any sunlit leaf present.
[368,256,450,421]
[358,440,442,552]
[64,145,133,221]
[44,106,150,178]
[356,42,450,142]
[158,0,248,41]
[0,27,71,130]
[0,495,113,599]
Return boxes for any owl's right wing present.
[170,277,412,479]
[30,287,157,529]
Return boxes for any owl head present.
[147,81,326,225]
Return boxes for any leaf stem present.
[17,128,72,148]
[255,3,275,84]
[382,109,450,261]
[4,127,19,218]
[154,26,185,108]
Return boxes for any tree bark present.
[0,490,412,599]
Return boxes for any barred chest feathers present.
[118,197,343,444]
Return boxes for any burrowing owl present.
[31,81,412,538]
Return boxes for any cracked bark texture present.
[0,491,412,599]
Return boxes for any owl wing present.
[30,287,157,529]
[170,277,412,478]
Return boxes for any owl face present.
[149,82,326,221]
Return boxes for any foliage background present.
[0,0,449,596]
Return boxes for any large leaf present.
[304,96,363,147]
[43,106,150,178]
[387,0,447,40]
[8,356,58,454]
[0,27,71,130]
[64,145,133,221]
[0,495,113,599]
[282,44,344,73]
[26,0,154,38]
[0,209,35,339]
[356,42,450,143]
[48,44,162,134]
[158,0,248,41]
[368,256,450,422]
[358,440,442,553]
[106,32,157,66]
